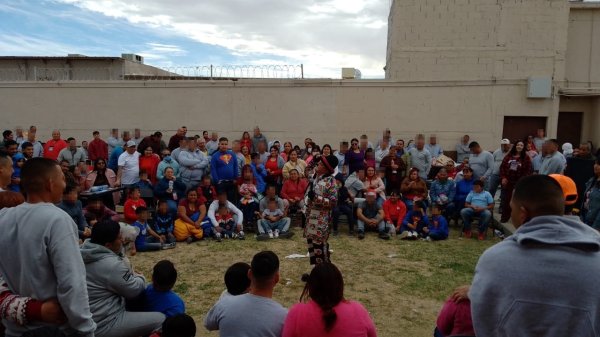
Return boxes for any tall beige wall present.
[0,80,558,151]
[565,6,600,87]
[385,0,569,81]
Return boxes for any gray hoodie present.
[470,215,600,337]
[80,240,146,337]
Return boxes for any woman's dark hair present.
[288,149,298,161]
[350,138,359,144]
[311,144,320,153]
[93,158,106,172]
[269,145,279,153]
[186,188,197,197]
[508,140,527,160]
[321,144,332,154]
[242,131,250,139]
[300,263,344,332]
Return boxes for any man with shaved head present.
[470,175,600,336]
[168,126,187,152]
[43,129,68,161]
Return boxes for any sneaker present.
[186,237,194,244]
[358,231,365,240]
[274,229,280,238]
[425,236,432,241]
[237,231,245,240]
[279,231,295,239]
[463,230,472,239]
[398,231,409,240]
[162,243,176,250]
[215,232,222,242]
[494,229,505,239]
[478,232,485,241]
[408,231,418,240]
[268,231,274,239]
[256,233,270,241]
[378,231,390,240]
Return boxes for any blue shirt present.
[108,146,124,172]
[250,163,266,194]
[466,190,494,208]
[144,284,185,317]
[210,150,239,183]
[153,212,174,235]
[132,221,149,249]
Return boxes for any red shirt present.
[436,299,475,337]
[265,157,282,178]
[139,154,161,184]
[124,198,147,224]
[383,199,407,226]
[178,197,207,217]
[281,178,308,200]
[43,139,67,160]
[240,138,252,151]
[88,138,108,161]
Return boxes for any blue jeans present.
[357,219,389,233]
[137,237,162,252]
[460,208,492,232]
[487,173,501,198]
[260,218,288,233]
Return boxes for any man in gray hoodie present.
[0,158,96,336]
[80,220,165,337]
[470,175,600,336]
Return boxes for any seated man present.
[356,191,390,240]
[258,198,294,239]
[204,251,287,336]
[383,189,407,235]
[429,168,456,219]
[460,180,494,240]
[80,220,165,337]
[207,189,246,240]
[222,262,251,298]
[256,184,291,238]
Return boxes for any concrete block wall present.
[386,0,569,81]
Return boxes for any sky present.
[0,0,392,78]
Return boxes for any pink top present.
[436,298,475,337]
[283,300,377,337]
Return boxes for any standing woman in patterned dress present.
[305,155,339,265]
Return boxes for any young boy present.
[259,198,286,238]
[135,170,154,191]
[144,260,185,317]
[9,153,24,192]
[151,314,196,337]
[197,174,217,208]
[399,201,431,240]
[154,200,176,244]
[133,207,175,252]
[124,187,147,224]
[221,262,251,298]
[423,205,449,241]
[215,204,236,239]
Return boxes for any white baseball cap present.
[126,140,136,147]
[500,139,510,145]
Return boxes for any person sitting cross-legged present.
[258,198,294,239]
[356,190,390,240]
[132,206,176,253]
[460,180,494,240]
[207,189,246,241]
[423,205,449,241]
[399,200,430,240]
[383,188,407,236]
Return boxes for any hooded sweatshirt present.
[470,215,600,337]
[80,240,147,336]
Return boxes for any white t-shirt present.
[117,151,140,185]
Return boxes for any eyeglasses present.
[351,143,358,146]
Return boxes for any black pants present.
[217,180,238,205]
[332,204,355,232]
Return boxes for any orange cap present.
[549,174,578,206]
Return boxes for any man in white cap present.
[489,139,512,198]
[115,140,140,187]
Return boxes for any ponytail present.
[321,305,338,332]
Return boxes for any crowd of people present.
[0,124,599,336]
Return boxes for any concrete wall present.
[0,79,559,151]
[0,59,124,81]
[565,6,600,87]
[385,0,569,81]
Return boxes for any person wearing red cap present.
[305,155,339,265]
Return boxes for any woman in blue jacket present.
[154,167,187,216]
[582,158,600,230]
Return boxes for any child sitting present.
[150,314,196,337]
[135,170,154,191]
[399,201,431,240]
[197,174,217,208]
[424,205,449,241]
[132,207,175,252]
[215,205,236,239]
[154,200,176,244]
[221,262,251,298]
[259,198,286,239]
[144,260,185,317]
[124,187,147,224]
[239,181,258,205]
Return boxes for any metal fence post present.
[210,65,213,79]
[301,64,304,79]
[33,66,37,81]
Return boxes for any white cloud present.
[55,0,389,78]
[0,34,82,55]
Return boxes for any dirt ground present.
[131,227,497,337]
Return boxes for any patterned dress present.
[305,174,339,265]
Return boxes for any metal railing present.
[0,64,304,81]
